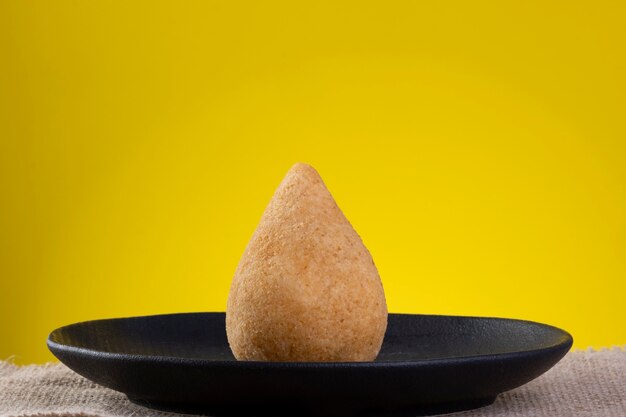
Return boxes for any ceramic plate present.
[47,312,572,416]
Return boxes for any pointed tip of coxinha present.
[288,161,318,175]
[281,162,326,194]
[280,162,327,196]
[226,163,388,362]
[265,162,343,224]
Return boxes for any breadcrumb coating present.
[226,163,388,362]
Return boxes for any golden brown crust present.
[226,163,388,362]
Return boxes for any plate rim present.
[47,312,574,368]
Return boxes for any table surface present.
[1,348,625,417]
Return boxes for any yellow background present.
[1,1,625,364]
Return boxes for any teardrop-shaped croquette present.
[226,163,387,362]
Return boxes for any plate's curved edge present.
[47,313,574,369]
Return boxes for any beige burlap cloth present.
[1,348,625,417]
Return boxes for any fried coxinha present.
[226,163,387,362]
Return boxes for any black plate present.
[47,313,572,416]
